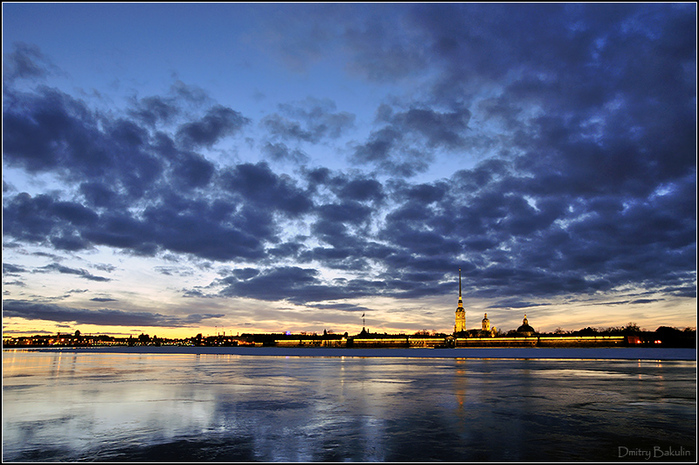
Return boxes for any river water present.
[3,349,696,462]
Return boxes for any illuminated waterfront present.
[3,349,696,462]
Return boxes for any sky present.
[2,3,697,339]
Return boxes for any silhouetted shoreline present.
[5,346,695,360]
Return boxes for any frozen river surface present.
[3,349,696,462]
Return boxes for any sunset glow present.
[3,3,696,339]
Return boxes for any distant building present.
[516,314,536,336]
[480,313,496,337]
[454,268,466,334]
[482,313,490,332]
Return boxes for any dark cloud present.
[126,80,219,128]
[261,141,309,164]
[2,84,294,263]
[4,87,104,174]
[3,193,95,250]
[307,303,372,313]
[335,178,384,203]
[212,259,461,304]
[399,182,448,204]
[3,86,166,199]
[215,266,430,304]
[487,299,551,309]
[316,201,372,225]
[35,263,111,282]
[369,146,694,303]
[150,132,217,189]
[303,167,333,190]
[262,97,355,143]
[168,80,212,106]
[176,105,250,148]
[591,300,631,306]
[629,299,662,305]
[79,182,120,209]
[350,105,471,176]
[171,150,216,188]
[3,42,60,84]
[3,300,223,327]
[3,281,26,289]
[267,241,305,260]
[351,126,401,165]
[93,263,117,273]
[137,197,267,261]
[154,266,194,277]
[218,266,332,303]
[128,95,181,127]
[233,268,260,280]
[388,106,471,148]
[220,162,314,217]
[3,263,27,275]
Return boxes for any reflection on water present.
[3,350,695,462]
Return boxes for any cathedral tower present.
[454,268,466,333]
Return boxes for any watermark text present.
[618,446,692,460]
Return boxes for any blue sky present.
[3,3,696,338]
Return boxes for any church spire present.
[454,267,466,334]
[457,268,463,308]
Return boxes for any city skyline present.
[3,3,697,339]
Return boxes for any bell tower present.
[454,268,466,333]
[482,313,490,332]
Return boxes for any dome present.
[517,323,536,334]
[516,314,536,335]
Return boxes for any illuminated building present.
[516,314,536,336]
[482,313,490,332]
[454,268,466,334]
[477,313,496,337]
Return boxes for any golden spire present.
[457,268,463,308]
[454,267,466,334]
